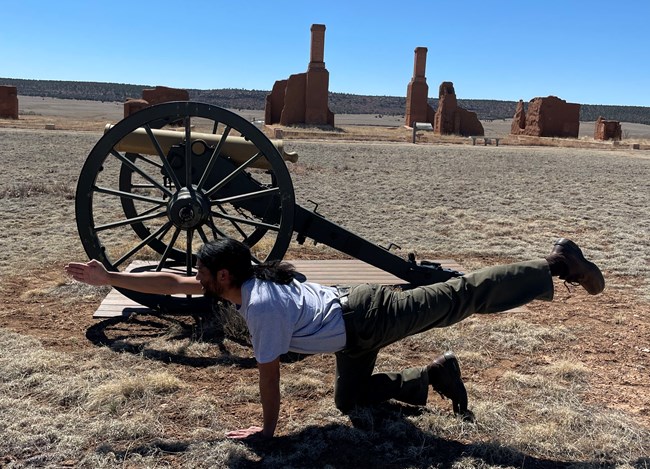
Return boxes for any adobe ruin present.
[404,49,483,136]
[510,96,580,138]
[265,24,334,126]
[433,82,484,136]
[405,47,435,127]
[594,116,622,141]
[124,85,189,117]
[0,85,19,119]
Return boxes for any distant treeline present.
[3,77,650,125]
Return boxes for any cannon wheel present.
[75,102,295,314]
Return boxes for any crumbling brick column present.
[511,100,526,133]
[433,82,483,136]
[405,47,433,127]
[0,85,19,119]
[305,24,330,125]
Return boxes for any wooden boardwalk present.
[93,258,525,318]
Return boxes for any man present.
[65,237,604,439]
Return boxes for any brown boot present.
[427,352,474,421]
[547,238,605,295]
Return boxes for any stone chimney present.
[405,47,432,127]
[309,24,326,70]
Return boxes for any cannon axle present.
[167,187,210,230]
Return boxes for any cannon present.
[76,101,462,314]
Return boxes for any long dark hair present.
[196,239,296,286]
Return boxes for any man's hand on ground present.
[226,426,267,440]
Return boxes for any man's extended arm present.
[226,357,281,439]
[65,259,202,295]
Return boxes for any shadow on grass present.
[92,403,649,468]
[232,404,647,468]
[85,314,307,369]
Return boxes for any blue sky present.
[2,0,648,106]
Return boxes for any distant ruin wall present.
[404,49,482,136]
[124,85,189,117]
[433,82,483,136]
[265,24,334,126]
[0,85,19,119]
[510,96,580,138]
[594,116,622,140]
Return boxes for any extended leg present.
[345,259,554,353]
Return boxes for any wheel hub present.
[167,187,210,229]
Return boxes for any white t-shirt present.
[237,278,347,363]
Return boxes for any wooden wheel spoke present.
[211,187,280,205]
[93,185,167,205]
[206,218,230,239]
[144,124,182,189]
[185,229,193,277]
[204,151,266,198]
[197,125,232,191]
[213,204,248,239]
[94,208,167,232]
[114,221,173,268]
[197,226,210,244]
[184,116,192,187]
[129,153,164,170]
[156,227,182,272]
[110,150,172,197]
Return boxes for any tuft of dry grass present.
[86,372,184,411]
[0,181,75,199]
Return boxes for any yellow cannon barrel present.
[106,124,298,170]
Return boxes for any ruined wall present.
[0,85,19,119]
[281,74,307,125]
[511,100,526,134]
[265,24,334,126]
[265,80,287,125]
[510,96,580,138]
[405,47,434,127]
[124,85,189,117]
[594,116,622,140]
[433,82,483,136]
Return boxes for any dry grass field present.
[0,98,649,468]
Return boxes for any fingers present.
[64,260,105,285]
[64,263,89,282]
[226,426,265,440]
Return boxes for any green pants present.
[334,259,554,412]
